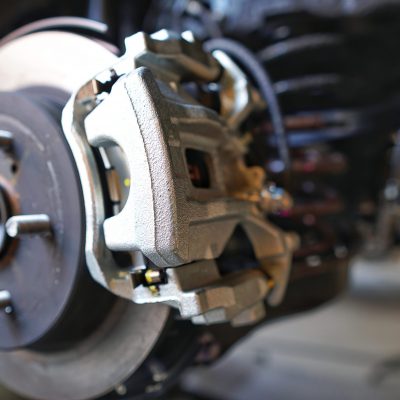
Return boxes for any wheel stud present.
[0,290,13,314]
[6,214,51,238]
[0,130,13,149]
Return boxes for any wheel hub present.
[0,90,95,349]
[0,30,170,400]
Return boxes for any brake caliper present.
[62,30,298,326]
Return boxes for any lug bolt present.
[0,130,13,149]
[6,214,51,238]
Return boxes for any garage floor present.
[181,252,400,400]
[1,253,400,400]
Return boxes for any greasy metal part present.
[5,214,51,237]
[62,30,297,326]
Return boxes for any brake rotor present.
[0,31,169,400]
[0,89,89,349]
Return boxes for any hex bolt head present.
[5,214,51,238]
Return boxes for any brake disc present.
[0,31,169,400]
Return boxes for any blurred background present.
[179,253,400,400]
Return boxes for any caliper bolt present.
[145,269,164,285]
[144,268,167,296]
[6,214,51,238]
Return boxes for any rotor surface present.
[0,31,169,400]
[0,90,85,349]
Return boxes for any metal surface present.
[0,16,109,47]
[0,31,170,400]
[0,290,12,314]
[0,5,393,398]
[133,260,274,326]
[0,31,117,94]
[6,214,51,237]
[63,30,297,325]
[0,130,12,149]
[85,67,279,267]
[0,91,86,350]
[0,301,169,400]
[0,185,9,254]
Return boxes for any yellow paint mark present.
[124,178,131,187]
[148,285,160,296]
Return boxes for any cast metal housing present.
[63,30,298,326]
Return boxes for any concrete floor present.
[2,253,400,400]
[182,253,400,400]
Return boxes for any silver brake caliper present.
[62,30,298,326]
